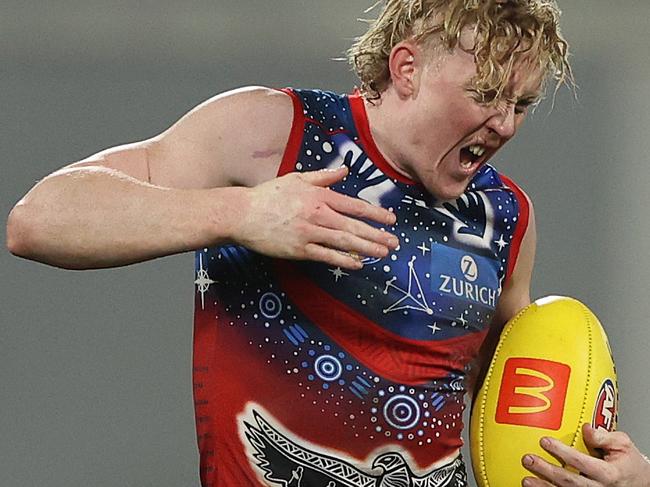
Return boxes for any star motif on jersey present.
[194,253,216,310]
[495,234,509,251]
[428,322,442,335]
[383,256,433,315]
[456,313,468,327]
[328,267,349,282]
[417,242,431,256]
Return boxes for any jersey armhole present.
[500,174,530,283]
[276,88,305,177]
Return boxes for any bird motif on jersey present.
[244,410,466,487]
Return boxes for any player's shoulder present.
[187,85,294,125]
[491,169,536,245]
[150,86,298,188]
[474,165,534,209]
[470,165,536,244]
[221,85,293,108]
[285,88,351,124]
[155,85,295,143]
[205,87,296,185]
[499,172,534,215]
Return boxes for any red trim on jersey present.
[277,88,306,177]
[348,92,416,185]
[274,260,488,385]
[500,174,530,282]
[192,304,221,487]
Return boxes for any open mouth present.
[459,144,487,170]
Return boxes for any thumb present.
[299,166,349,187]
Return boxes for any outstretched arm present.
[6,87,397,269]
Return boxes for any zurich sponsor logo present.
[460,255,479,282]
[432,245,499,309]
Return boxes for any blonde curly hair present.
[348,0,572,103]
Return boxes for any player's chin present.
[428,179,471,201]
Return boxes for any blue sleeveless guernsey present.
[192,89,529,487]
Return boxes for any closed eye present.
[467,88,499,105]
[466,87,541,115]
[515,97,541,114]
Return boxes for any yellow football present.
[470,296,618,486]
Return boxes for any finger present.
[311,226,390,260]
[582,423,630,453]
[522,454,596,487]
[581,424,605,458]
[297,167,349,187]
[521,476,554,487]
[326,191,397,227]
[303,243,363,270]
[537,436,608,480]
[313,206,399,250]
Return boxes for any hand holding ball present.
[470,296,618,486]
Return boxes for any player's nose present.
[486,104,516,140]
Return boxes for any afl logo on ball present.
[592,378,617,432]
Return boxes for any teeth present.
[468,144,486,157]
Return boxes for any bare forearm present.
[6,166,244,269]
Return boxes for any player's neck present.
[364,89,413,181]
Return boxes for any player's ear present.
[388,41,419,99]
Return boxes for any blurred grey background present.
[2,1,649,486]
